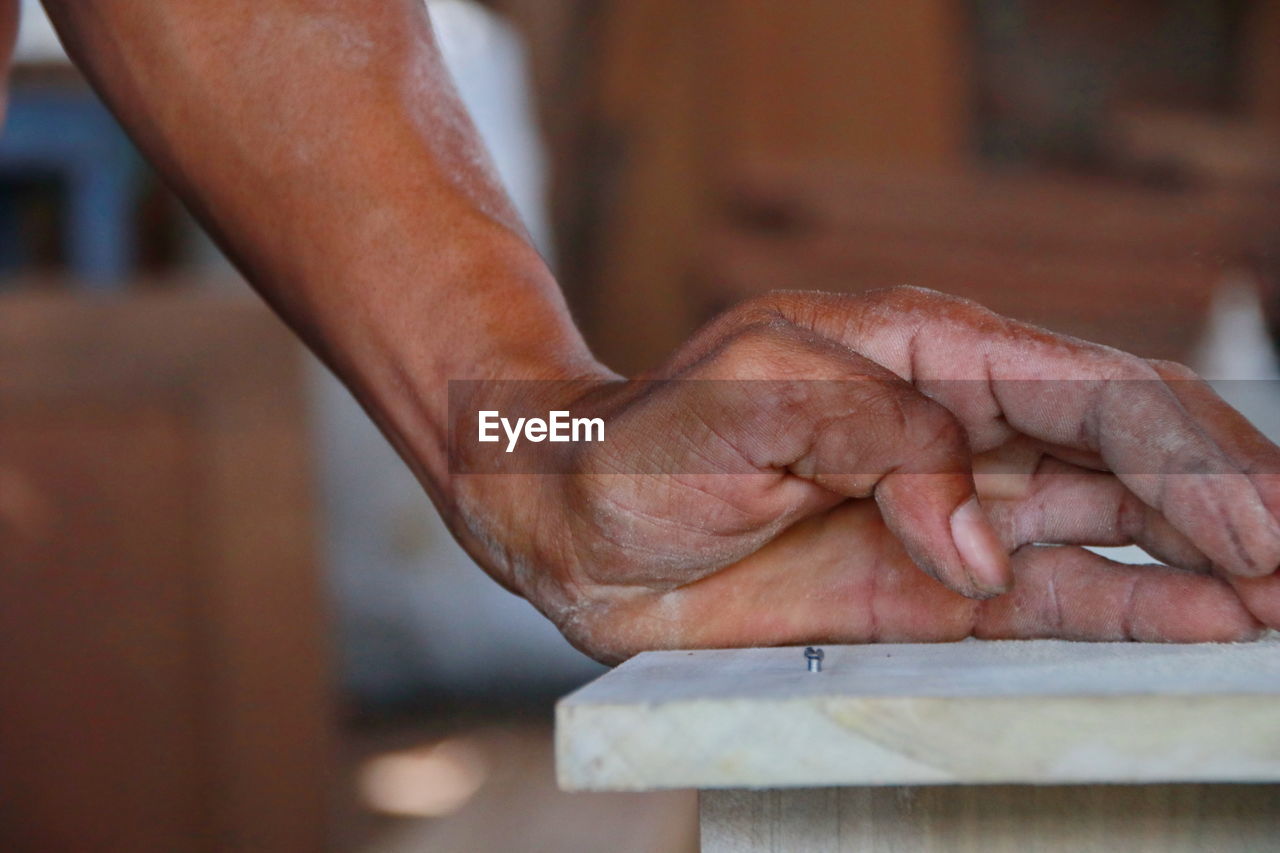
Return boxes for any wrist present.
[438,372,623,609]
[352,234,614,495]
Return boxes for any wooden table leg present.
[700,785,1280,853]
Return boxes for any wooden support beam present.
[699,785,1280,853]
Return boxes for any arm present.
[40,0,609,504]
[39,1,1280,660]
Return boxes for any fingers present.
[685,321,1010,597]
[563,502,1263,661]
[558,501,974,661]
[1228,573,1280,628]
[758,287,1280,579]
[976,546,1263,643]
[981,456,1212,572]
[973,336,1280,581]
[973,450,1280,631]
[1149,360,1280,516]
[1139,360,1280,622]
[1148,364,1280,614]
[972,436,1041,500]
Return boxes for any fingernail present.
[950,497,1011,594]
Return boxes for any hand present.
[449,287,1280,662]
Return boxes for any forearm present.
[40,0,606,498]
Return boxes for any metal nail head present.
[804,646,824,673]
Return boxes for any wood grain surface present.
[557,640,1280,791]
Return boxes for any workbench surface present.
[557,640,1280,791]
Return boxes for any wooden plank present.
[699,785,1280,853]
[556,640,1280,791]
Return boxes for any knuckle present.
[857,384,967,458]
[717,321,793,378]
[870,283,945,304]
[1095,352,1161,383]
[729,317,791,348]
[737,289,794,317]
[856,285,1003,337]
[731,289,859,334]
[727,290,806,329]
[909,395,967,450]
[861,284,971,314]
[757,375,820,419]
[1149,359,1200,381]
[716,319,838,382]
[860,385,915,434]
[1114,488,1147,540]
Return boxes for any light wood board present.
[557,640,1280,791]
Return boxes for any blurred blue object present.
[0,86,144,287]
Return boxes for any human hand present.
[449,287,1280,662]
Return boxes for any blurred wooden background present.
[489,0,1280,373]
[3,2,1279,849]
[0,293,332,851]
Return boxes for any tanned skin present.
[7,1,1280,661]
